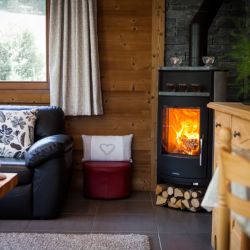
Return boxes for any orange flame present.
[162,108,200,155]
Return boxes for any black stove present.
[157,67,227,186]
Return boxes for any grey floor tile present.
[25,215,94,233]
[155,205,211,233]
[62,197,99,215]
[159,233,213,250]
[97,200,154,215]
[92,214,158,233]
[148,233,162,250]
[150,191,157,203]
[0,191,213,250]
[128,191,152,201]
[0,220,30,232]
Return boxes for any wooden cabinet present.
[207,102,250,250]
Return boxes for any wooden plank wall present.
[68,0,154,191]
[0,0,165,191]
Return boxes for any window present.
[0,0,48,88]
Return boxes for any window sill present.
[0,89,50,104]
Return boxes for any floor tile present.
[148,233,162,250]
[0,220,30,232]
[92,214,157,233]
[159,232,213,250]
[25,215,94,233]
[155,205,211,233]
[62,197,99,215]
[0,191,213,250]
[128,191,152,201]
[97,200,154,215]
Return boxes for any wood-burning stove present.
[157,67,226,186]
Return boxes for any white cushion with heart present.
[81,134,133,162]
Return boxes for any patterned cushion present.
[81,134,133,162]
[0,110,37,159]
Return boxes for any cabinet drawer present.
[214,112,231,170]
[214,112,231,139]
[232,117,250,150]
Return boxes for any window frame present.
[0,0,49,91]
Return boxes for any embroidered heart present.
[99,144,115,156]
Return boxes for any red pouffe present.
[82,161,132,199]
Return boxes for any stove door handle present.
[199,136,203,166]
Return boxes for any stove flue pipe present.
[189,0,224,66]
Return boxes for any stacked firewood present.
[155,184,205,212]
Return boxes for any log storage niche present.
[155,184,205,212]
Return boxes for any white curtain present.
[49,0,103,116]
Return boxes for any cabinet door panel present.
[230,219,242,250]
[232,117,250,149]
[211,207,218,249]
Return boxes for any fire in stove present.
[162,108,200,156]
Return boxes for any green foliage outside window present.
[0,0,46,81]
[0,29,44,81]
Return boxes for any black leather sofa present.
[0,106,73,219]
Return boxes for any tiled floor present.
[0,191,213,250]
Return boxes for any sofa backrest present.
[0,105,65,141]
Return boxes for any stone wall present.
[165,0,247,101]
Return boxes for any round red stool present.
[82,161,132,199]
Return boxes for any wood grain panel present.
[0,90,49,104]
[64,0,156,191]
[0,0,165,191]
[101,80,151,92]
[150,0,165,189]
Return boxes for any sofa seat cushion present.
[0,158,32,185]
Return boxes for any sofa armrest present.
[25,134,73,167]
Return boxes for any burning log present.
[181,137,199,153]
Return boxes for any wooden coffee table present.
[0,173,18,198]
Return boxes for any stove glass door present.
[162,107,200,156]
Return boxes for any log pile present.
[155,184,205,212]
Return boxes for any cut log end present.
[167,186,174,196]
[156,195,167,206]
[155,184,167,195]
